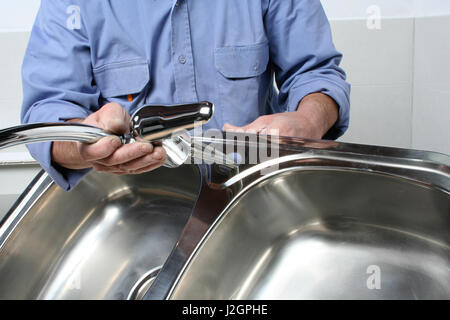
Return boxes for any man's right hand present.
[51,102,167,175]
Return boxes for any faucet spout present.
[0,102,215,168]
[0,122,124,150]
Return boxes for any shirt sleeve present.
[21,0,98,191]
[264,0,351,139]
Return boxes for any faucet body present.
[0,102,214,168]
[130,101,213,142]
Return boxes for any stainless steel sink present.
[0,165,201,299]
[0,135,449,300]
[143,135,450,300]
[170,168,450,299]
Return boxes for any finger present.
[79,136,122,162]
[105,117,129,135]
[150,146,167,161]
[118,149,167,171]
[93,156,164,175]
[126,161,165,175]
[223,116,273,133]
[96,142,155,166]
[92,149,166,175]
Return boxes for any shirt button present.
[178,55,186,64]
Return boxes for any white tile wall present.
[414,16,450,87]
[342,85,413,148]
[0,165,40,195]
[322,0,450,19]
[412,85,450,153]
[0,165,41,217]
[412,15,450,154]
[0,32,29,129]
[0,32,28,102]
[0,32,33,159]
[0,0,40,32]
[331,18,415,86]
[332,15,449,154]
[331,18,415,148]
[0,31,40,210]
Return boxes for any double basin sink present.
[0,136,448,299]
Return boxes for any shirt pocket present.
[93,58,150,110]
[214,42,270,126]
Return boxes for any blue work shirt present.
[21,0,351,191]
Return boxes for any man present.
[21,0,350,191]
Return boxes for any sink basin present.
[0,165,200,299]
[0,135,448,300]
[139,135,449,300]
[170,168,450,299]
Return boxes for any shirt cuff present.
[286,79,351,140]
[23,102,93,191]
[27,142,91,191]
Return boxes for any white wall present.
[0,1,40,215]
[332,17,415,149]
[322,0,450,19]
[323,0,450,154]
[0,26,38,201]
[412,16,450,153]
[0,0,40,31]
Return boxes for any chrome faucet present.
[0,101,214,168]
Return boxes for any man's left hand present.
[222,92,339,140]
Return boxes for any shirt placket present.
[171,0,198,103]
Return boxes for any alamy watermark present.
[367,5,382,30]
[66,5,81,30]
[68,269,81,290]
[366,265,381,290]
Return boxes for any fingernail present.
[153,149,163,160]
[110,136,121,147]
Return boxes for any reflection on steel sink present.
[0,135,449,300]
[144,135,450,300]
[170,169,450,299]
[0,166,200,299]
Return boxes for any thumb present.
[98,103,131,134]
[105,117,129,134]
